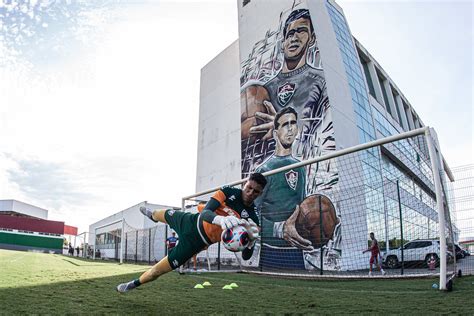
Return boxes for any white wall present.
[196,41,241,192]
[0,199,48,219]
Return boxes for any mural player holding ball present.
[241,7,339,270]
[296,194,339,249]
[241,85,274,143]
[255,107,308,268]
[255,106,339,269]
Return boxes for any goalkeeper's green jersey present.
[255,154,306,245]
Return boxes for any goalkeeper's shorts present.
[164,210,207,269]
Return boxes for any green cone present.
[222,285,233,290]
[194,284,204,289]
[202,281,212,286]
[229,283,238,288]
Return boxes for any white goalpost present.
[73,231,89,258]
[425,128,448,289]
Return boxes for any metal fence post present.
[319,195,324,275]
[125,232,128,263]
[165,225,168,256]
[93,227,96,260]
[148,228,151,264]
[217,242,221,271]
[135,230,138,264]
[120,219,124,264]
[397,180,404,275]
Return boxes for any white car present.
[382,239,453,269]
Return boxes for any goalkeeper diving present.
[116,173,267,292]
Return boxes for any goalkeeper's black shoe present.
[139,206,157,222]
[116,281,137,293]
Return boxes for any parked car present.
[454,244,465,260]
[382,239,454,269]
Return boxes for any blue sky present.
[0,0,472,234]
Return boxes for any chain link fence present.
[448,164,474,275]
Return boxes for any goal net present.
[184,128,457,287]
[93,218,169,265]
[122,221,167,265]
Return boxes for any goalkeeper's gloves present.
[242,219,259,248]
[242,219,259,240]
[212,215,242,230]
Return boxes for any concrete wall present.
[196,41,241,193]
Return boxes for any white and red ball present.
[221,225,250,252]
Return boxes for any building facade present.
[197,0,454,271]
[88,201,176,262]
[0,199,77,254]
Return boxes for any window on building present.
[377,72,392,116]
[361,59,376,98]
[413,113,420,128]
[402,100,413,130]
[96,229,122,248]
[391,87,404,128]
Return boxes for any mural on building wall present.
[239,0,341,271]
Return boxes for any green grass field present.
[1,249,472,315]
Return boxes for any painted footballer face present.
[275,113,298,149]
[283,18,313,61]
[242,180,264,206]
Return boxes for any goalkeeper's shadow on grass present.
[61,258,106,267]
[0,271,234,314]
[0,272,162,313]
[56,254,117,266]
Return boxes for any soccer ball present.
[241,85,270,143]
[221,225,250,252]
[296,194,339,248]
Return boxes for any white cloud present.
[0,1,238,233]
